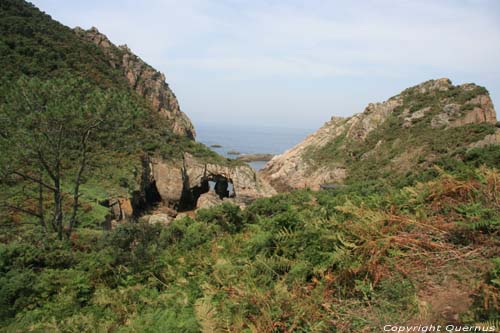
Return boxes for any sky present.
[31,0,500,130]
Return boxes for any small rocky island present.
[237,153,274,162]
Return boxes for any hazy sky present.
[31,0,500,129]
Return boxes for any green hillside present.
[310,82,497,183]
[261,78,500,193]
[0,0,229,234]
[0,0,127,86]
[1,157,499,331]
[0,1,499,332]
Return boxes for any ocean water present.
[195,122,313,170]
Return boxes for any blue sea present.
[196,122,313,170]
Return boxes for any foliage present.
[0,0,232,235]
[0,75,130,238]
[0,0,127,87]
[1,164,499,331]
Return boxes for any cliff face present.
[108,152,276,225]
[151,153,276,209]
[261,78,499,191]
[74,27,196,139]
[72,27,278,219]
[260,117,350,191]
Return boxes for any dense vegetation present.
[1,154,499,331]
[0,0,228,163]
[0,0,234,237]
[0,0,127,87]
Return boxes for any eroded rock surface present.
[147,213,173,225]
[261,78,498,191]
[259,120,348,192]
[74,27,195,139]
[151,153,275,210]
[107,198,133,223]
[196,191,223,210]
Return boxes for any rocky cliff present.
[74,27,196,139]
[151,153,276,209]
[261,78,499,191]
[72,27,278,222]
[108,152,276,225]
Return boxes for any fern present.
[275,227,296,243]
[474,320,499,332]
[254,254,293,275]
[195,298,220,333]
[455,203,500,231]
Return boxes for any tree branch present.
[36,149,56,182]
[12,171,57,192]
[3,204,42,218]
[68,127,94,237]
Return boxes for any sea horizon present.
[195,121,314,170]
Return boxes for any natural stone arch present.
[178,173,235,211]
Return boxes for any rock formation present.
[259,117,349,191]
[261,78,498,191]
[74,27,196,139]
[196,191,223,210]
[107,152,275,224]
[236,153,275,162]
[109,198,133,221]
[145,213,173,225]
[152,153,276,210]
[73,28,279,222]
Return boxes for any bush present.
[196,203,243,233]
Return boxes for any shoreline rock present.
[260,78,498,192]
[237,153,274,162]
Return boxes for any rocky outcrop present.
[260,99,403,191]
[431,92,496,128]
[103,151,275,225]
[236,154,275,162]
[259,117,349,191]
[151,159,184,205]
[74,27,195,139]
[196,191,223,210]
[468,128,500,149]
[261,78,498,191]
[146,213,173,225]
[151,153,276,210]
[109,198,133,221]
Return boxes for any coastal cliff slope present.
[261,78,499,191]
[74,27,196,139]
[0,0,273,227]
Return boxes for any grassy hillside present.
[0,0,224,162]
[261,78,499,192]
[0,0,127,87]
[0,155,499,331]
[0,0,232,231]
[308,82,498,184]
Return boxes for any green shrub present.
[196,203,244,233]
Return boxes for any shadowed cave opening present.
[131,180,162,218]
[178,174,235,211]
